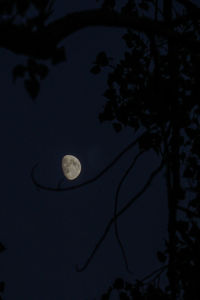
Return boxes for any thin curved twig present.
[140,264,168,283]
[114,150,145,274]
[76,156,165,272]
[31,133,145,192]
[137,251,182,287]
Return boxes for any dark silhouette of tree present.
[32,0,200,299]
[1,0,200,299]
[0,0,200,99]
[89,0,200,299]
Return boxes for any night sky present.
[0,1,169,299]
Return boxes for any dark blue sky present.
[0,1,168,299]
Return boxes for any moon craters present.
[62,155,81,180]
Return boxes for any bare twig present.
[76,156,165,272]
[114,150,145,274]
[31,133,144,192]
[138,264,168,286]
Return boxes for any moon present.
[62,155,81,180]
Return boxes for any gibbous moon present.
[62,155,81,180]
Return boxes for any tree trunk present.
[163,0,181,299]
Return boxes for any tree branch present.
[114,150,145,274]
[76,156,165,272]
[1,8,200,60]
[45,8,200,53]
[139,264,168,283]
[31,133,144,192]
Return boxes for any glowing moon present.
[62,155,81,180]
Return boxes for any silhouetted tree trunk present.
[164,0,181,299]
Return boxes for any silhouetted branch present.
[46,8,200,54]
[76,156,165,272]
[140,264,168,283]
[114,150,145,274]
[1,7,200,60]
[31,133,144,192]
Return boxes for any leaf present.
[33,0,51,12]
[121,0,137,16]
[130,285,142,298]
[179,152,186,161]
[24,77,40,100]
[139,2,149,11]
[189,223,199,237]
[119,291,130,300]
[51,47,66,65]
[185,127,197,139]
[0,243,6,252]
[12,65,26,82]
[183,166,194,178]
[101,293,110,300]
[102,0,116,10]
[99,101,114,122]
[90,65,101,74]
[124,282,132,291]
[96,51,109,67]
[116,105,128,124]
[113,122,122,132]
[0,0,14,14]
[27,59,49,79]
[113,278,124,290]
[157,251,167,263]
[0,282,5,293]
[103,89,116,101]
[189,197,200,208]
[37,64,49,80]
[192,138,200,154]
[122,33,133,48]
[177,220,189,232]
[27,58,38,74]
[138,131,152,151]
[16,0,30,16]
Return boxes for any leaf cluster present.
[94,1,200,299]
[0,0,54,18]
[101,277,170,300]
[12,58,49,100]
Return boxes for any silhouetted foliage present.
[28,0,200,298]
[90,0,200,299]
[0,282,5,293]
[1,0,200,299]
[0,243,6,253]
[0,0,66,99]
